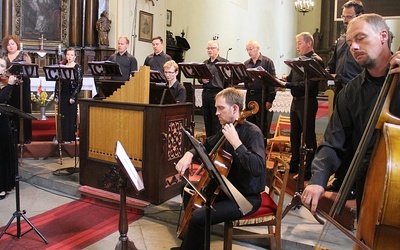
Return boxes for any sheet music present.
[115,141,145,191]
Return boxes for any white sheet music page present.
[115,141,145,191]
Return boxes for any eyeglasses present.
[341,15,356,19]
[245,47,255,52]
[164,71,176,75]
[206,47,217,50]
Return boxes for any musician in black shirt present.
[108,36,137,81]
[244,40,277,138]
[144,36,172,78]
[200,40,228,137]
[303,14,400,215]
[172,87,265,250]
[278,32,324,180]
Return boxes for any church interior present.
[1,0,399,249]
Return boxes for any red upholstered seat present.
[224,157,290,250]
[242,192,277,219]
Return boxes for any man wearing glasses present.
[199,40,228,137]
[324,0,364,196]
[163,60,186,103]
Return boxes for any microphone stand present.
[225,48,232,61]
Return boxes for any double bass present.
[177,101,259,239]
[315,54,400,249]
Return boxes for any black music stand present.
[114,141,144,250]
[149,83,176,105]
[246,66,283,136]
[215,62,253,87]
[0,104,47,244]
[246,66,283,88]
[8,62,39,166]
[150,70,167,83]
[182,128,253,250]
[88,61,123,98]
[178,62,213,134]
[42,65,76,168]
[281,57,333,224]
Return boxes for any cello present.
[177,101,259,239]
[314,53,400,249]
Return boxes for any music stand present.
[281,57,333,224]
[246,66,283,88]
[178,62,213,133]
[182,128,253,250]
[8,62,39,166]
[215,62,253,87]
[42,65,76,168]
[149,83,176,105]
[114,141,144,250]
[88,61,123,98]
[150,70,167,83]
[0,104,47,244]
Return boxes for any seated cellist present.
[171,87,266,250]
[302,14,400,216]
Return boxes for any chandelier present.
[294,0,314,15]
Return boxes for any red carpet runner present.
[0,197,143,250]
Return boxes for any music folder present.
[182,128,253,215]
[150,70,167,83]
[178,62,213,79]
[9,61,39,78]
[215,62,253,85]
[0,104,37,120]
[246,66,283,87]
[88,61,123,78]
[284,56,334,81]
[149,83,176,105]
[115,141,144,192]
[43,64,76,81]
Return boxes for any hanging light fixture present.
[294,0,314,15]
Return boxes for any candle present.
[20,42,23,51]
[58,44,61,49]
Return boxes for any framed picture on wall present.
[139,11,153,42]
[166,10,172,27]
[14,0,68,45]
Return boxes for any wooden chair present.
[223,157,290,250]
[267,115,291,163]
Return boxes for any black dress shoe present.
[0,191,7,200]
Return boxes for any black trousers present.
[202,89,221,137]
[245,90,273,137]
[289,97,318,173]
[180,192,261,250]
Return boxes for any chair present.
[223,157,290,250]
[267,115,291,163]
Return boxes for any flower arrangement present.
[31,82,54,106]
